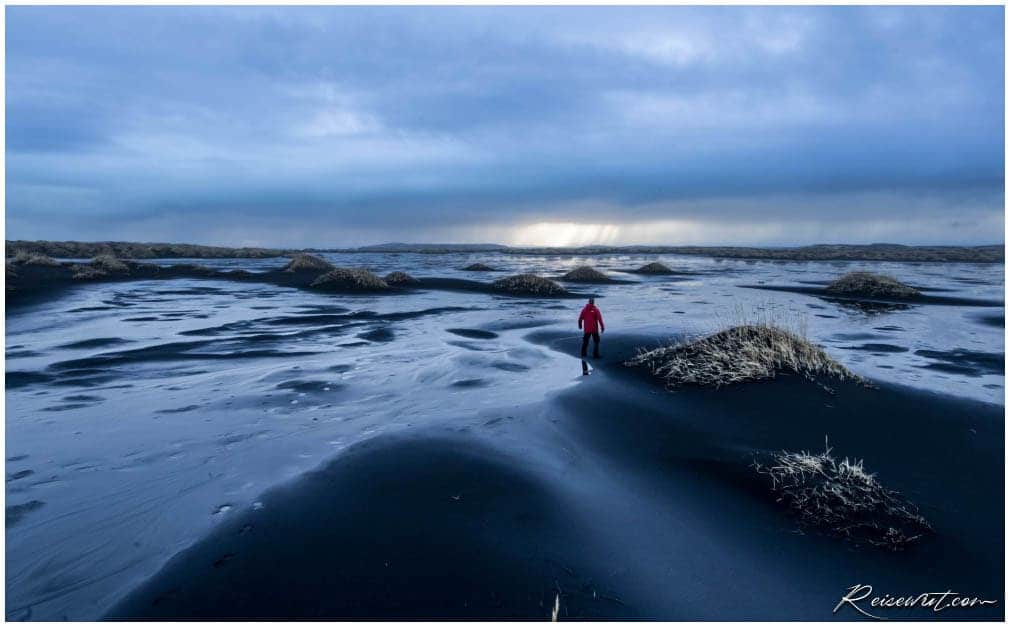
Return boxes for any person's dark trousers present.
[581,332,600,358]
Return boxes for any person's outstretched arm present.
[578,310,584,330]
[598,310,605,332]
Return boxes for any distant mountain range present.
[6,240,1003,263]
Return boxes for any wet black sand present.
[554,274,637,285]
[740,284,1004,308]
[7,264,591,306]
[414,277,588,298]
[975,313,1005,328]
[106,333,1003,620]
[616,267,703,277]
[107,434,627,620]
[7,306,483,392]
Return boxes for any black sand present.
[106,332,1003,620]
[107,435,627,619]
[740,283,1004,308]
[6,264,590,307]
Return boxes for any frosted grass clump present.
[826,272,920,299]
[282,253,335,273]
[90,254,130,274]
[754,441,931,550]
[311,268,389,291]
[384,271,419,285]
[634,262,674,274]
[491,273,567,296]
[13,250,61,266]
[626,323,858,389]
[561,265,610,282]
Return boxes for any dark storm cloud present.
[5,6,1004,246]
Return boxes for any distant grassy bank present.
[6,240,1003,263]
[6,240,293,259]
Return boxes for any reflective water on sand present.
[5,252,1004,618]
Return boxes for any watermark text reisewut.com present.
[834,584,998,619]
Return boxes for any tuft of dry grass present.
[13,250,61,266]
[825,271,920,299]
[753,441,931,550]
[384,271,419,285]
[462,262,496,271]
[491,273,568,296]
[311,268,389,291]
[561,265,611,282]
[71,254,131,280]
[72,265,109,280]
[90,254,130,274]
[281,253,335,273]
[634,261,674,274]
[626,323,859,389]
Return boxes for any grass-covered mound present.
[311,268,389,291]
[282,253,335,273]
[12,250,61,266]
[753,444,931,550]
[72,266,108,280]
[384,271,419,286]
[626,324,858,388]
[825,272,920,299]
[72,254,132,280]
[561,265,611,283]
[91,254,130,274]
[462,262,496,271]
[634,261,674,274]
[491,273,568,296]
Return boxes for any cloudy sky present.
[6,6,1004,247]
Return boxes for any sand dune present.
[106,332,1002,620]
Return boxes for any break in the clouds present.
[5,6,1004,247]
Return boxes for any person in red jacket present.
[578,297,604,358]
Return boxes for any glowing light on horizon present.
[506,218,811,247]
[510,222,623,247]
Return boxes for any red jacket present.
[578,304,604,334]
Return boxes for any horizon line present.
[5,239,1005,250]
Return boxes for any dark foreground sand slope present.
[107,334,1003,620]
[107,435,626,619]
